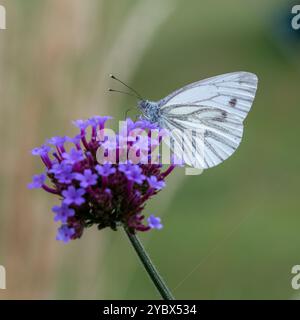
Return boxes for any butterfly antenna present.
[108,88,137,98]
[109,74,143,99]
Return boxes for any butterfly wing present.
[158,72,258,169]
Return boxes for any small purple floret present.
[148,215,163,230]
[134,118,159,130]
[147,176,166,190]
[67,135,81,145]
[47,136,67,146]
[52,203,75,223]
[95,163,116,177]
[75,169,98,188]
[31,145,51,156]
[89,115,112,128]
[62,148,84,164]
[56,225,76,243]
[49,162,75,184]
[62,186,86,206]
[125,165,145,185]
[72,119,90,130]
[28,173,46,189]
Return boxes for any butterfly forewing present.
[159,72,258,169]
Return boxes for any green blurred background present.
[0,0,299,299]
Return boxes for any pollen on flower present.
[29,116,177,243]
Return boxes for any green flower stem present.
[124,227,175,300]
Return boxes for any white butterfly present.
[109,72,258,171]
[136,72,258,171]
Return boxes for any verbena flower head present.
[29,116,178,243]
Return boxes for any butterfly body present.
[138,100,161,123]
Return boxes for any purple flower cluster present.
[29,116,177,243]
